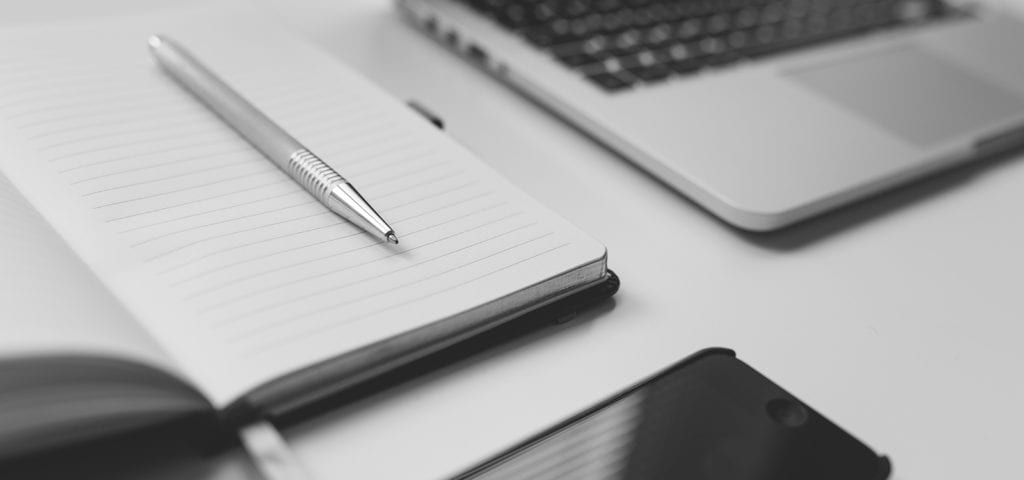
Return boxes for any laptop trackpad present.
[788,45,1024,147]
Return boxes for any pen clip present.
[406,101,444,130]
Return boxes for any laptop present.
[397,0,1024,230]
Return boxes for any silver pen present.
[148,35,398,244]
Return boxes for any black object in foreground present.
[457,348,890,480]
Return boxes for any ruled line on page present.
[210,215,537,326]
[0,59,360,113]
[26,104,208,139]
[171,194,512,297]
[130,205,327,255]
[382,180,482,211]
[266,241,573,350]
[16,101,202,132]
[92,169,279,209]
[51,135,242,168]
[101,179,292,223]
[369,242,572,319]
[0,73,161,100]
[235,235,567,350]
[39,114,219,151]
[227,225,548,336]
[306,136,429,169]
[0,82,165,114]
[167,221,346,269]
[276,112,396,144]
[134,168,466,265]
[116,191,302,235]
[80,159,259,196]
[359,170,470,201]
[164,189,495,286]
[175,229,370,290]
[0,69,150,96]
[8,92,195,124]
[192,202,516,315]
[351,160,452,188]
[143,210,334,262]
[129,199,315,248]
[45,124,231,162]
[60,145,251,175]
[69,151,255,186]
[338,148,437,178]
[58,138,248,175]
[77,160,269,198]
[139,174,476,277]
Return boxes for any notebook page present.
[0,172,176,373]
[0,4,605,407]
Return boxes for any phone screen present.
[456,349,889,480]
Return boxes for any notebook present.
[0,1,613,460]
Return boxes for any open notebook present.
[0,1,613,460]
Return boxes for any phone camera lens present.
[765,397,809,427]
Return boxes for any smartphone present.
[455,348,890,480]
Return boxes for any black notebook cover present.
[232,269,620,429]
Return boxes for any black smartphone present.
[455,348,890,480]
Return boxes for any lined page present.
[0,3,605,406]
[0,172,175,372]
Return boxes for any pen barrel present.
[287,149,343,204]
[150,36,304,163]
[150,36,395,242]
[291,148,393,240]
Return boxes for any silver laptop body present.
[398,0,1024,230]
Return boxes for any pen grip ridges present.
[287,149,344,203]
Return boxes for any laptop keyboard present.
[458,0,956,91]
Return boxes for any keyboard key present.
[521,25,567,46]
[644,23,674,46]
[697,36,728,56]
[595,0,623,13]
[621,48,674,80]
[497,4,530,28]
[534,3,558,22]
[660,43,704,73]
[753,23,779,45]
[551,37,611,66]
[586,72,634,90]
[563,0,592,17]
[707,13,732,35]
[761,3,787,24]
[735,8,760,29]
[611,28,644,54]
[675,18,703,39]
[629,64,673,81]
[458,0,959,92]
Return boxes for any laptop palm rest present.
[786,45,1024,148]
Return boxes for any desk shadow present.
[567,116,1023,251]
[735,147,1022,251]
[280,296,618,432]
[574,119,1020,251]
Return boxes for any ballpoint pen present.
[148,35,398,244]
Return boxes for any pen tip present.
[386,233,399,245]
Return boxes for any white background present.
[3,0,1023,478]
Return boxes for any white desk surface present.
[4,0,1024,479]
